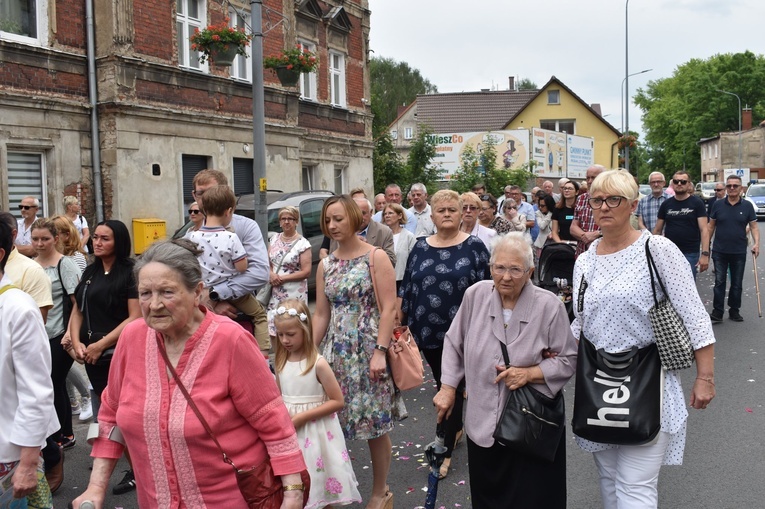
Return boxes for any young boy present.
[188,185,260,327]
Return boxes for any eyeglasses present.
[191,189,205,197]
[715,188,725,192]
[18,205,38,210]
[506,206,517,210]
[480,207,493,212]
[188,209,202,215]
[649,180,664,185]
[280,217,296,222]
[726,184,741,189]
[492,265,529,278]
[463,205,478,211]
[588,196,627,209]
[672,179,689,185]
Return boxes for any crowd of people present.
[4,163,759,509]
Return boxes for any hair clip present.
[275,307,308,322]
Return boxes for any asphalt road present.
[54,253,765,509]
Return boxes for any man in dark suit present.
[326,196,396,267]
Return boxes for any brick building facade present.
[0,0,372,234]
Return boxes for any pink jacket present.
[441,280,577,448]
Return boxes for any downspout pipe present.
[86,0,104,222]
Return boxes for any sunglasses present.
[506,206,517,210]
[188,209,202,215]
[463,205,478,211]
[726,184,741,189]
[715,188,725,192]
[672,179,689,185]
[18,205,38,210]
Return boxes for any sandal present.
[438,457,451,480]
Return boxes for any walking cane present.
[753,251,762,318]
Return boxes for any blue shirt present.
[637,192,670,232]
[398,236,490,349]
[710,198,756,255]
[517,201,538,241]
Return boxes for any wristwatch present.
[701,251,710,256]
[209,289,221,301]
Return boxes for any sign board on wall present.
[531,128,567,178]
[428,130,530,179]
[566,134,595,179]
[723,168,751,183]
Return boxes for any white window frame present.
[228,7,251,82]
[6,151,48,219]
[404,127,413,140]
[329,51,346,108]
[302,166,315,190]
[298,39,317,101]
[391,130,398,140]
[177,0,207,72]
[333,165,346,194]
[547,90,560,105]
[540,119,575,134]
[714,143,718,159]
[0,0,49,46]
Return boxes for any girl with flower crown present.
[274,299,362,509]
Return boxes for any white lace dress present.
[278,357,362,509]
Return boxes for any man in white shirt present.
[15,196,40,257]
[372,184,417,233]
[407,183,435,237]
[0,219,58,501]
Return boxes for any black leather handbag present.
[572,336,662,445]
[493,341,565,462]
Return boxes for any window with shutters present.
[6,152,46,219]
[233,158,254,195]
[181,154,209,205]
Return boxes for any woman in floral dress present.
[312,195,400,509]
[267,206,312,343]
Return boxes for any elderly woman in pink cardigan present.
[434,232,577,509]
[72,240,307,509]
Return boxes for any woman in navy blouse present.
[398,189,490,478]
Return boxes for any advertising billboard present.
[566,134,595,180]
[531,128,567,178]
[428,129,530,179]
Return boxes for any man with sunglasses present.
[707,184,726,217]
[653,171,709,279]
[708,175,759,322]
[15,196,40,258]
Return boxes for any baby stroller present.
[536,242,576,322]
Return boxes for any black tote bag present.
[572,337,662,445]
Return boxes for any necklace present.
[281,232,299,242]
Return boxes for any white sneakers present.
[79,397,94,421]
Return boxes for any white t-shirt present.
[188,226,247,288]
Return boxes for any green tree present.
[450,134,535,196]
[517,78,538,90]
[634,51,765,180]
[372,131,404,195]
[370,56,438,136]
[404,126,442,196]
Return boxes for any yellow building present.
[504,76,621,168]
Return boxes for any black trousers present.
[466,432,567,509]
[49,333,75,438]
[422,346,464,459]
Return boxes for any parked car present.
[237,190,334,291]
[638,184,651,198]
[695,182,721,204]
[745,184,765,220]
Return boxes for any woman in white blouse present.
[571,170,715,509]
[382,203,416,292]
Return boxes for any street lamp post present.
[624,0,630,173]
[250,0,268,244]
[716,89,743,172]
[620,69,652,133]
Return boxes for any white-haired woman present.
[571,169,715,508]
[434,233,577,507]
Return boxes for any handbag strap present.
[82,278,93,339]
[499,341,510,369]
[368,247,382,317]
[57,258,70,301]
[644,238,668,307]
[156,338,238,470]
[271,234,300,273]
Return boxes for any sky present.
[367,0,764,137]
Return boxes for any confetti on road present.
[746,407,753,413]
